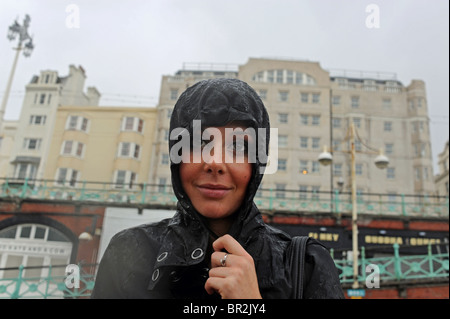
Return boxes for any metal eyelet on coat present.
[191,248,204,260]
[157,252,168,262]
[152,269,160,281]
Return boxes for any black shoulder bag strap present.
[288,236,310,299]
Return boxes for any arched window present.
[251,69,316,85]
[0,224,72,281]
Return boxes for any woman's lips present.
[197,184,232,198]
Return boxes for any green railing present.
[1,246,447,299]
[1,178,448,218]
[0,264,95,299]
[332,243,449,285]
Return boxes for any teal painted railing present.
[1,178,448,218]
[332,243,449,285]
[1,245,447,299]
[0,264,95,299]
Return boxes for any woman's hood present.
[168,78,270,232]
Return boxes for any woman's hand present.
[205,234,262,299]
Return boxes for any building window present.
[158,177,167,193]
[312,137,320,150]
[353,118,361,128]
[61,140,84,158]
[66,116,89,132]
[251,70,316,85]
[76,143,84,157]
[423,167,429,181]
[311,161,320,173]
[384,121,392,132]
[278,159,287,171]
[278,135,288,148]
[56,168,79,187]
[333,163,342,176]
[113,170,137,189]
[300,114,308,125]
[0,224,72,280]
[382,98,392,110]
[23,138,42,150]
[332,139,341,151]
[385,143,394,155]
[14,163,37,180]
[161,153,169,165]
[312,93,320,104]
[118,142,140,159]
[300,137,308,149]
[122,117,144,133]
[311,115,320,126]
[311,186,320,200]
[300,160,308,174]
[387,167,395,179]
[164,129,169,141]
[29,115,47,125]
[356,164,363,175]
[267,70,274,83]
[286,71,294,84]
[278,113,288,123]
[258,90,267,100]
[415,167,421,181]
[332,96,341,106]
[332,118,341,128]
[276,70,283,83]
[275,184,286,199]
[299,185,307,200]
[39,94,46,104]
[351,96,359,108]
[63,141,73,155]
[170,89,178,100]
[278,91,289,102]
[355,140,362,152]
[301,93,308,103]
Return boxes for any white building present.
[150,58,436,197]
[2,65,100,181]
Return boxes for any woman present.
[91,78,344,299]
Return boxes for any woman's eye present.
[228,140,248,153]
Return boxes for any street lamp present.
[318,122,389,289]
[0,14,35,127]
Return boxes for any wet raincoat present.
[91,78,344,299]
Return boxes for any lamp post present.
[0,14,34,127]
[318,122,389,289]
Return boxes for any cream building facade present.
[435,141,449,198]
[1,65,100,181]
[149,58,436,198]
[1,58,439,200]
[42,105,157,191]
[0,120,18,179]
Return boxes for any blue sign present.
[347,289,366,297]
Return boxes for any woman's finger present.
[212,234,247,256]
[211,251,233,268]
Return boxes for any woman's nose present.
[202,139,226,174]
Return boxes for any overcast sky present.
[1,0,448,172]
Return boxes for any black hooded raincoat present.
[91,78,344,299]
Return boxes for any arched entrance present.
[0,216,78,298]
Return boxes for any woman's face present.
[179,124,253,221]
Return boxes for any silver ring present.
[220,253,228,267]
